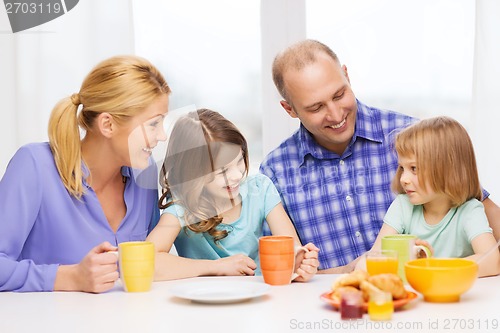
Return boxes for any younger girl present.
[362,116,500,277]
[147,109,319,280]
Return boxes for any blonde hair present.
[48,55,171,198]
[272,39,340,102]
[392,116,482,206]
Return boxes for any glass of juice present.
[368,291,393,321]
[366,250,398,276]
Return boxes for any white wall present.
[0,0,134,176]
[471,0,500,201]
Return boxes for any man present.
[260,39,500,273]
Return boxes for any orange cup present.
[259,236,307,285]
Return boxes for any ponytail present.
[48,95,84,198]
[47,55,171,199]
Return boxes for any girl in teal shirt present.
[147,109,319,280]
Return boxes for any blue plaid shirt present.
[260,100,417,269]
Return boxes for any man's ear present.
[280,100,298,119]
[96,113,115,138]
[342,64,350,83]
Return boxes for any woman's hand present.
[56,242,119,293]
[213,254,257,276]
[292,243,320,282]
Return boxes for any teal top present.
[162,173,281,274]
[384,194,492,258]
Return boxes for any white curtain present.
[0,0,135,175]
[472,0,500,200]
[260,0,304,155]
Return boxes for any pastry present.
[359,280,382,301]
[331,270,408,303]
[330,286,360,303]
[367,273,407,300]
[331,269,369,290]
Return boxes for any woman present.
[0,55,171,292]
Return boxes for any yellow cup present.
[118,241,155,292]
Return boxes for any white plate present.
[170,280,270,304]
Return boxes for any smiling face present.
[204,146,246,205]
[125,94,169,169]
[281,52,358,155]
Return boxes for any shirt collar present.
[81,163,130,188]
[297,99,385,165]
[354,99,385,143]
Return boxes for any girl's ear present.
[96,112,115,138]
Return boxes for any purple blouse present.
[0,143,160,292]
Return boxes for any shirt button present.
[346,195,352,201]
[340,160,345,166]
[355,231,361,237]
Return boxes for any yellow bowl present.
[404,258,478,302]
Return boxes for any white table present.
[1,274,499,333]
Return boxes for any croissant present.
[330,286,360,303]
[359,280,382,301]
[331,269,370,290]
[367,273,407,300]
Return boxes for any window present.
[306,0,475,124]
[133,0,262,170]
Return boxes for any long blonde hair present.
[392,116,482,206]
[48,55,171,198]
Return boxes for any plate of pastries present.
[320,269,418,311]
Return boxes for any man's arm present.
[483,197,500,241]
[317,256,362,274]
[318,266,353,274]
